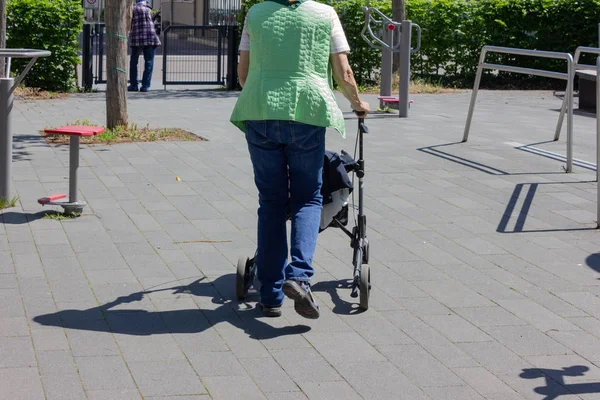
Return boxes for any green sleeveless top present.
[229,1,346,137]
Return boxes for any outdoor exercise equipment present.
[360,7,421,117]
[38,125,105,215]
[0,49,51,201]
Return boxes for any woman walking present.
[230,0,371,319]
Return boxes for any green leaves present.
[6,0,83,91]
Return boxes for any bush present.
[6,0,83,91]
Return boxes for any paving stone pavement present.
[2,88,600,399]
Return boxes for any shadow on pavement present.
[34,275,310,339]
[521,365,600,400]
[0,211,48,225]
[12,134,49,162]
[86,89,241,101]
[586,253,600,278]
[311,279,365,316]
[497,181,598,234]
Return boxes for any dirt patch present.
[40,125,204,145]
[14,86,69,100]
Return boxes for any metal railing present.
[463,45,574,172]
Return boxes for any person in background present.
[230,0,371,319]
[128,0,161,92]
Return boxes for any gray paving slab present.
[0,367,45,400]
[240,356,300,393]
[379,344,465,387]
[86,390,143,400]
[203,375,266,400]
[37,350,86,400]
[127,361,207,397]
[75,355,138,391]
[336,361,429,400]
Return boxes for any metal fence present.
[207,0,241,26]
[162,25,237,88]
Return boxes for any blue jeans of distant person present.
[129,46,157,89]
[245,120,326,307]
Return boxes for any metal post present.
[163,26,168,90]
[227,25,238,90]
[69,135,79,203]
[0,78,13,200]
[463,49,487,142]
[554,88,568,141]
[398,20,412,118]
[217,26,222,84]
[82,24,93,91]
[596,57,600,227]
[380,27,393,108]
[566,55,574,173]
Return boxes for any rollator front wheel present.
[359,264,371,310]
[236,257,251,300]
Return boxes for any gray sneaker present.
[258,303,282,318]
[282,280,320,319]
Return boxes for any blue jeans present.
[129,46,156,89]
[246,120,326,307]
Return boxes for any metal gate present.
[81,23,238,90]
[162,25,235,87]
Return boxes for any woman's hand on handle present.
[353,100,371,117]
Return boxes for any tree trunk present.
[105,0,130,129]
[392,0,405,75]
[0,0,6,78]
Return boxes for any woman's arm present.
[330,52,370,114]
[238,51,250,88]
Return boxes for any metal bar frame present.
[463,45,575,172]
[555,46,600,142]
[0,49,50,200]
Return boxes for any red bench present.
[378,96,414,109]
[38,125,104,214]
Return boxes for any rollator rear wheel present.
[359,264,371,310]
[363,239,369,264]
[236,257,250,300]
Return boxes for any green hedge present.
[408,0,600,87]
[7,0,83,91]
[238,0,600,88]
